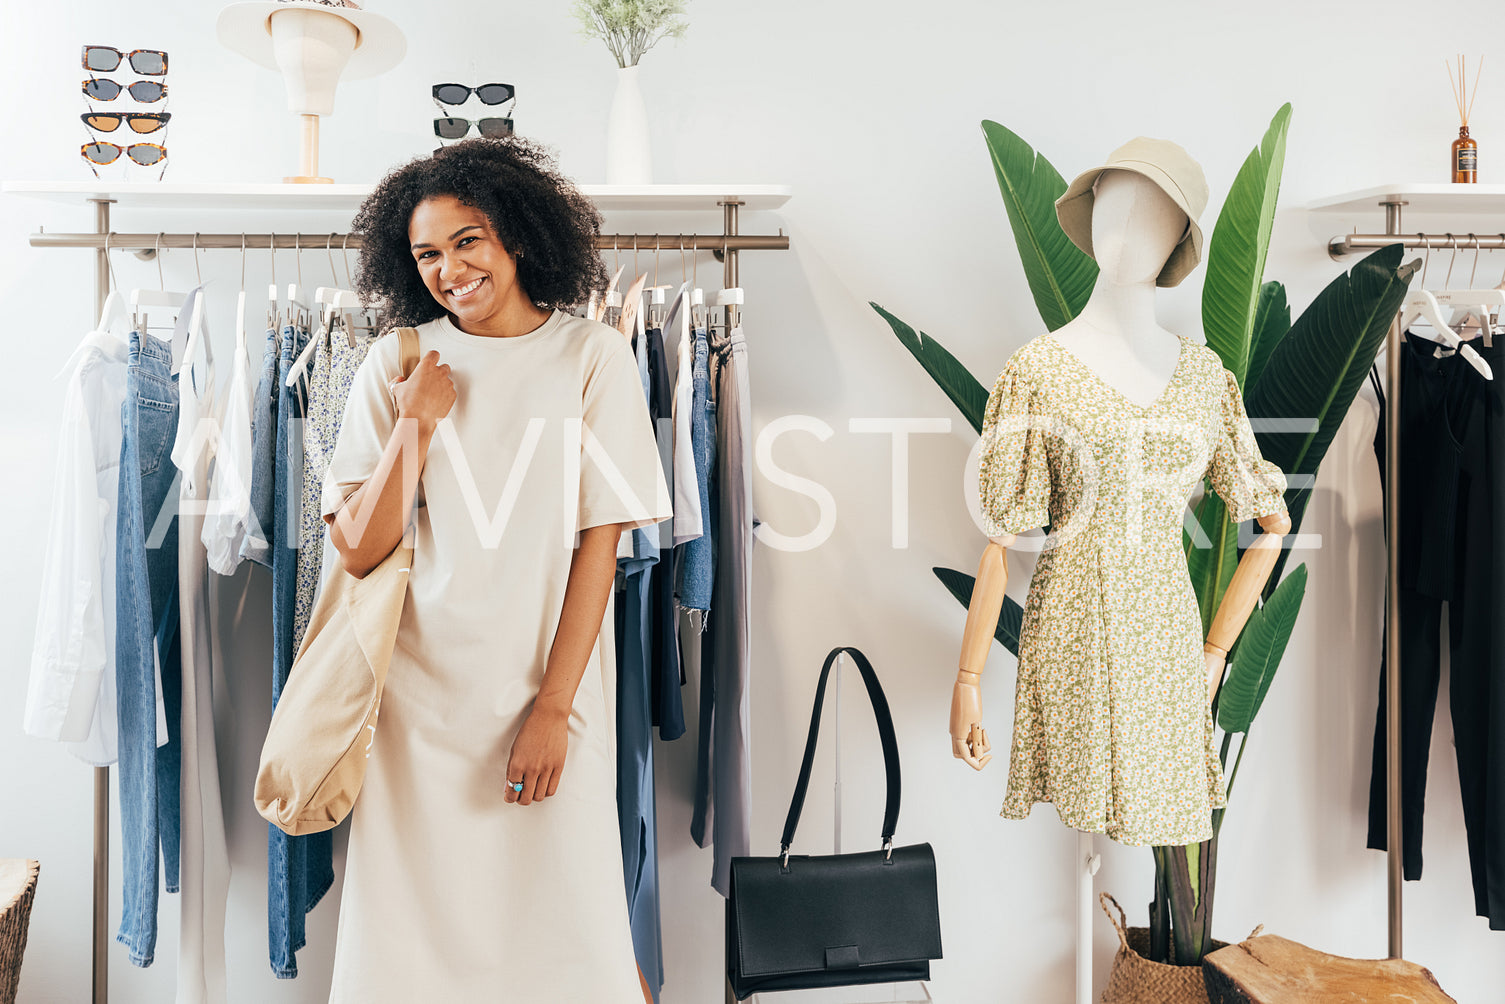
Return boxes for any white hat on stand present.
[216,0,405,81]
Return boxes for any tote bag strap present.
[395,326,421,378]
[779,647,901,861]
[394,326,422,544]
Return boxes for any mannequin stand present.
[284,113,332,184]
[1077,831,1101,1004]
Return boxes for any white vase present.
[606,63,652,185]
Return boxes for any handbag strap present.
[395,326,420,378]
[780,647,901,859]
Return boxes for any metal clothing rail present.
[1330,228,1505,257]
[1326,202,1496,960]
[27,230,790,255]
[46,195,785,1004]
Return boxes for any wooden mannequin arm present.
[1203,511,1292,703]
[950,536,1012,771]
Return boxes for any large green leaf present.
[933,566,1024,656]
[1217,564,1307,733]
[871,302,989,433]
[981,120,1097,331]
[1245,244,1416,583]
[1202,105,1291,386]
[1185,493,1237,637]
[1246,281,1290,392]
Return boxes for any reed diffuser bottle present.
[1449,55,1482,183]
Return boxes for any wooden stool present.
[1202,933,1455,1003]
[0,860,39,1004]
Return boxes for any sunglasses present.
[434,116,514,140]
[81,141,167,167]
[82,111,171,135]
[83,78,168,103]
[432,82,515,106]
[82,45,168,76]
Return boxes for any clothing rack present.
[32,195,787,1004]
[1325,202,1502,960]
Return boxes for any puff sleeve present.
[978,355,1051,536]
[1207,368,1288,524]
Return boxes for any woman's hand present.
[504,704,569,806]
[391,349,456,427]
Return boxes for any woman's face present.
[408,195,526,327]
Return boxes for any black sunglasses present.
[82,45,168,76]
[82,111,171,134]
[434,116,514,140]
[432,82,515,106]
[84,78,168,103]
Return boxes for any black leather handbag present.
[726,646,942,1000]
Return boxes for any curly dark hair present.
[351,137,608,326]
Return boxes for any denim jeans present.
[241,327,280,569]
[676,327,715,611]
[692,325,753,897]
[114,329,183,966]
[268,324,334,977]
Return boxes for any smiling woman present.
[350,136,608,327]
[320,137,671,1003]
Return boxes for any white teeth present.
[451,277,484,297]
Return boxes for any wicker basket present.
[0,860,40,1004]
[1099,892,1236,1004]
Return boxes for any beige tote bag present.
[254,327,420,836]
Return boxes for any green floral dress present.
[978,332,1288,846]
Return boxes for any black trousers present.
[1367,330,1505,929]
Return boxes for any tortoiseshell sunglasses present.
[83,78,167,103]
[82,45,167,75]
[82,111,171,135]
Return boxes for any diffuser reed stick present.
[1447,54,1482,182]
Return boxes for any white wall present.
[2,1,1500,1001]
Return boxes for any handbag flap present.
[730,843,942,978]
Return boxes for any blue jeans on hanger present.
[114,329,183,967]
[267,323,334,978]
[242,327,280,568]
[676,327,715,611]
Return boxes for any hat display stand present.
[216,1,406,184]
[270,7,354,183]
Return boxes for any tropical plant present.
[570,0,690,68]
[873,105,1414,965]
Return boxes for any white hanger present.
[235,235,250,364]
[1399,235,1493,379]
[172,235,211,377]
[286,233,310,330]
[597,262,626,324]
[130,233,186,370]
[268,231,283,332]
[617,271,647,338]
[1402,288,1493,379]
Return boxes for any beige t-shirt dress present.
[319,310,672,1003]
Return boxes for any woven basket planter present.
[1100,892,1235,1004]
[0,860,40,1004]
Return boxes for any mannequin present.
[952,164,1290,1004]
[952,169,1290,773]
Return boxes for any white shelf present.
[1,180,792,213]
[1308,183,1505,215]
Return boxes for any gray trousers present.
[692,325,753,896]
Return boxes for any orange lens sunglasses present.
[82,111,171,135]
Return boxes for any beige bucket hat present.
[216,0,405,80]
[1054,137,1209,288]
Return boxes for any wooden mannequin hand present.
[392,349,456,427]
[1204,646,1226,706]
[504,704,568,806]
[950,672,992,770]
